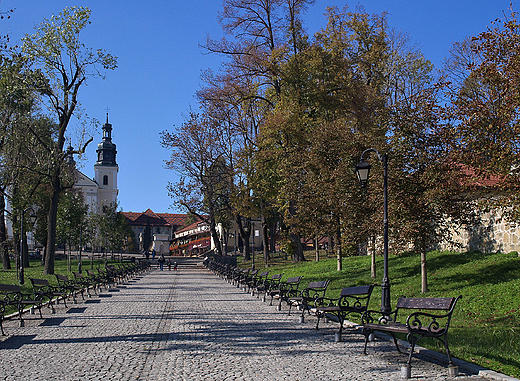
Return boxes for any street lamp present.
[355,148,391,314]
[19,207,37,285]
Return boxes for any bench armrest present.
[316,296,339,308]
[361,309,399,325]
[405,310,452,333]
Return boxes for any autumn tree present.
[161,111,232,256]
[442,8,520,226]
[197,0,317,262]
[21,6,117,274]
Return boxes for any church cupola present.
[94,112,119,207]
[95,113,117,166]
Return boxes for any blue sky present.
[1,0,513,213]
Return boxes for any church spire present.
[95,112,117,166]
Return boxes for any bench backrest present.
[340,285,373,297]
[307,280,330,290]
[337,285,374,311]
[30,278,50,287]
[0,284,21,293]
[286,276,302,284]
[396,297,459,311]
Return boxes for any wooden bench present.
[257,273,282,302]
[30,278,68,313]
[268,276,303,311]
[249,271,269,296]
[314,285,374,342]
[74,272,95,297]
[240,269,258,292]
[287,280,330,323]
[0,283,44,335]
[361,296,462,377]
[55,274,86,303]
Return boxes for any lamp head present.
[355,159,371,187]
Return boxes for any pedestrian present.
[167,258,172,271]
[173,261,178,271]
[152,249,156,260]
[158,253,165,270]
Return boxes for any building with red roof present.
[121,209,193,252]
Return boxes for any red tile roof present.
[121,209,192,230]
[459,165,502,188]
[175,220,207,235]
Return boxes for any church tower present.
[94,113,119,207]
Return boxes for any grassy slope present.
[241,250,520,378]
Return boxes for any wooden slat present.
[396,297,455,310]
[340,285,373,296]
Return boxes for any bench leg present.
[442,335,454,367]
[315,312,322,330]
[363,328,370,354]
[392,333,401,353]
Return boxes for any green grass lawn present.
[240,250,520,378]
[0,257,114,315]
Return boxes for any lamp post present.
[19,207,37,285]
[78,223,83,273]
[355,148,391,314]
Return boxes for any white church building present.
[74,114,119,212]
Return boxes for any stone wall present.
[441,210,520,253]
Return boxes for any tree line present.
[0,6,121,274]
[161,1,520,291]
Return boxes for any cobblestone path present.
[0,264,492,380]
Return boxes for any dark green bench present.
[314,285,374,342]
[0,283,44,335]
[30,278,68,313]
[362,295,462,378]
[287,280,331,323]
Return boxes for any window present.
[103,175,108,185]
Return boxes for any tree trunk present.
[261,215,269,265]
[371,236,376,279]
[290,232,305,262]
[44,172,61,274]
[0,193,11,270]
[269,222,276,253]
[421,248,428,293]
[209,224,222,256]
[335,217,342,271]
[236,216,251,261]
[315,238,319,262]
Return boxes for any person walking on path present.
[158,253,165,270]
[167,258,172,271]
